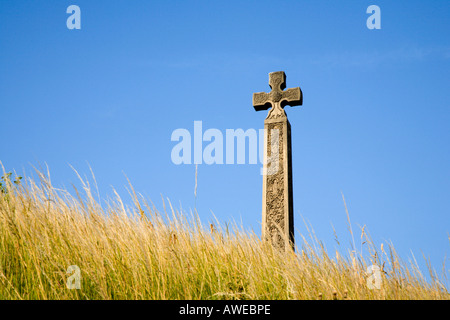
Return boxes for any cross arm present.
[253,92,271,111]
[281,87,302,107]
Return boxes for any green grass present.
[0,168,448,300]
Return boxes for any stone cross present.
[253,71,302,251]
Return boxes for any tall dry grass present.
[0,167,448,300]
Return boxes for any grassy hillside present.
[0,169,448,300]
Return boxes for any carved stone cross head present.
[253,71,302,119]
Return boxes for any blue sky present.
[1,1,449,285]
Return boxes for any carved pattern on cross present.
[252,71,303,120]
[266,122,285,250]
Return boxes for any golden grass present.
[0,168,448,300]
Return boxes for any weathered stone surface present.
[253,71,302,120]
[253,71,302,251]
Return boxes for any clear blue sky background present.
[1,1,449,286]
